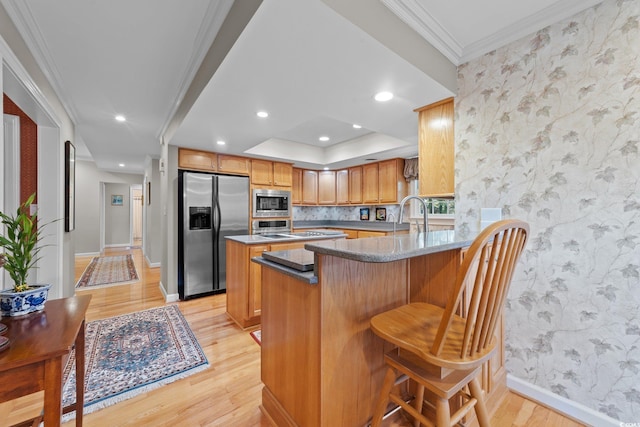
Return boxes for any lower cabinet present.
[226,239,310,329]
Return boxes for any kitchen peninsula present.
[254,231,508,426]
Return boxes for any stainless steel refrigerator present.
[178,171,249,299]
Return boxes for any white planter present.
[0,284,51,317]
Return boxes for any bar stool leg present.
[412,384,425,427]
[371,367,397,427]
[435,397,451,427]
[469,377,490,427]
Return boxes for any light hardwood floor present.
[1,247,583,426]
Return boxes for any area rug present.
[76,254,139,288]
[250,329,261,346]
[61,305,209,420]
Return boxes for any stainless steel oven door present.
[252,219,291,234]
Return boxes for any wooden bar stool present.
[370,219,529,427]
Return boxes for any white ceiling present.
[2,0,602,173]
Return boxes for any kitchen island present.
[254,231,508,427]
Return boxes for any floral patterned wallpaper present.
[455,0,639,421]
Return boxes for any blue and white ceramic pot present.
[0,284,51,317]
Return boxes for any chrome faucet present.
[398,195,429,234]
[387,212,396,236]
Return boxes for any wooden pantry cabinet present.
[416,97,454,197]
[251,159,293,187]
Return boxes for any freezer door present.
[213,175,249,290]
[183,172,214,297]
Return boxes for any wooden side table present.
[0,295,92,426]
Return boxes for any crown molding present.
[460,0,604,63]
[156,0,234,141]
[381,0,462,65]
[2,0,79,123]
[382,0,604,66]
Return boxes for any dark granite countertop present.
[304,230,474,263]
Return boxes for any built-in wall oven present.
[253,189,291,218]
[252,219,291,235]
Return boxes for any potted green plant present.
[0,193,51,316]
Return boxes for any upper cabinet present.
[251,159,293,187]
[217,154,250,175]
[292,160,406,206]
[416,97,454,197]
[178,148,217,171]
[318,171,336,205]
[292,168,302,204]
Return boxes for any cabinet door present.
[292,168,302,204]
[348,166,362,204]
[248,245,268,318]
[218,154,250,175]
[418,98,454,197]
[336,169,349,204]
[273,162,293,187]
[178,148,217,171]
[251,159,273,185]
[302,170,318,204]
[362,163,379,204]
[378,159,399,203]
[318,171,336,205]
[357,230,385,238]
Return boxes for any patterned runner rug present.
[76,254,139,288]
[250,329,261,346]
[62,305,209,420]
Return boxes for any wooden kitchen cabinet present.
[357,230,386,238]
[302,170,318,204]
[348,166,363,204]
[251,159,292,187]
[292,168,302,204]
[336,169,349,204]
[417,97,454,197]
[227,238,333,328]
[378,158,406,203]
[362,163,379,203]
[178,148,217,171]
[251,159,274,186]
[273,162,293,186]
[318,171,336,205]
[217,154,250,175]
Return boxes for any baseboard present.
[75,251,100,257]
[144,254,161,268]
[507,374,619,426]
[104,243,131,248]
[159,281,179,303]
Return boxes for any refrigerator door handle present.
[212,176,222,289]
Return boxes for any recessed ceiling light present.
[323,167,329,170]
[319,136,330,142]
[115,115,126,122]
[374,91,393,102]
[118,163,125,167]
[256,111,269,118]
[352,124,362,129]
[216,140,226,145]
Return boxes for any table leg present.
[75,319,85,427]
[43,356,63,427]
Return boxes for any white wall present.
[75,160,142,254]
[143,157,161,266]
[104,183,131,246]
[1,3,75,298]
[455,0,639,421]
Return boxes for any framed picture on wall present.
[111,194,124,206]
[376,208,386,221]
[64,140,75,232]
[360,208,369,221]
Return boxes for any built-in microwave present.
[252,189,291,218]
